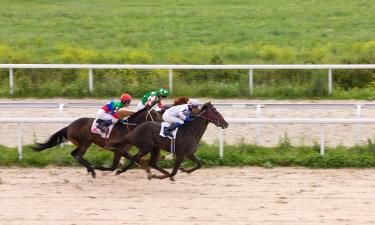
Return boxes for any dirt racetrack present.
[0,167,374,225]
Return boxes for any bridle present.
[197,106,223,125]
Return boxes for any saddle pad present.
[159,122,178,139]
[91,118,114,139]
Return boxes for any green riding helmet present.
[158,87,169,97]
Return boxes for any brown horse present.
[32,108,162,178]
[113,102,229,181]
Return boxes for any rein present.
[146,109,155,121]
[197,108,218,123]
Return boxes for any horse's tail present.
[32,127,68,151]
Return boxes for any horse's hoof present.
[91,171,96,178]
[147,173,152,180]
[115,170,121,175]
[170,177,175,182]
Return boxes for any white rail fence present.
[2,102,375,109]
[2,117,375,160]
[1,64,375,95]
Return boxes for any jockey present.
[96,93,132,132]
[137,87,169,111]
[162,99,200,138]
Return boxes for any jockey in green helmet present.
[137,87,169,111]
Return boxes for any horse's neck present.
[185,115,209,143]
[128,111,147,124]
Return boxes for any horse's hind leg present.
[71,147,96,178]
[152,154,184,181]
[180,153,202,174]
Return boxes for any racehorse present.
[32,108,161,178]
[113,102,229,181]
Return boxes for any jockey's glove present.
[119,118,128,124]
[184,116,195,122]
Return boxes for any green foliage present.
[0,1,375,98]
[278,132,292,149]
[1,142,375,168]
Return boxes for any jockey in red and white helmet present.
[95,93,132,132]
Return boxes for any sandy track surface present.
[1,98,375,147]
[0,167,374,225]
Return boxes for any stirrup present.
[97,121,107,133]
[164,128,173,138]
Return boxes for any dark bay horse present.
[113,102,229,181]
[32,108,162,178]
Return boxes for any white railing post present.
[88,69,94,93]
[59,103,65,147]
[328,69,333,95]
[248,69,253,95]
[255,104,262,145]
[17,123,22,160]
[168,69,173,94]
[355,105,362,145]
[9,68,13,95]
[320,124,325,156]
[219,129,224,158]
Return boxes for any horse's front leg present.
[147,150,170,180]
[116,150,148,175]
[152,154,184,181]
[180,153,202,174]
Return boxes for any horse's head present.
[199,102,229,129]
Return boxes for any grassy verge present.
[1,0,374,64]
[1,142,375,169]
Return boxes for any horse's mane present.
[173,96,189,106]
[199,102,213,113]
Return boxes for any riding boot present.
[164,123,179,138]
[97,120,107,133]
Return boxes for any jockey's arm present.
[177,111,187,121]
[157,100,165,108]
[145,95,157,107]
[112,112,121,119]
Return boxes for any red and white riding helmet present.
[120,93,132,102]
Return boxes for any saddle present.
[159,122,178,139]
[91,118,114,138]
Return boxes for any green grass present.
[1,0,375,99]
[0,0,375,64]
[1,142,375,168]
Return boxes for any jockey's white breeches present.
[96,109,118,124]
[162,113,184,126]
